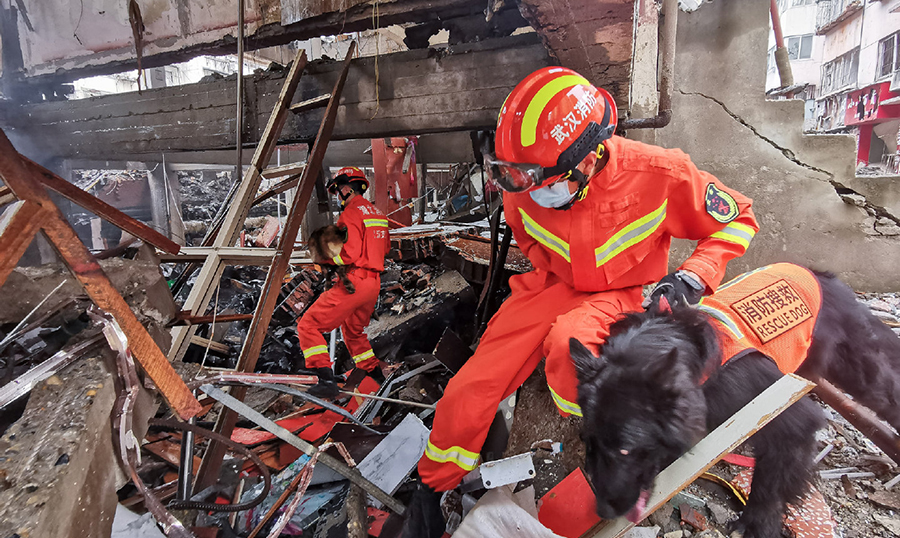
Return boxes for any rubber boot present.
[307,367,340,399]
[400,481,444,538]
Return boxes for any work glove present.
[643,271,705,311]
[400,481,445,538]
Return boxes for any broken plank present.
[170,312,255,326]
[262,162,306,179]
[189,335,231,355]
[143,439,203,471]
[585,374,815,538]
[23,157,181,255]
[289,94,331,114]
[199,384,405,514]
[0,200,43,285]
[0,185,14,206]
[0,129,201,420]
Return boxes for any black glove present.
[644,271,705,311]
[400,481,444,538]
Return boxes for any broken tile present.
[537,468,601,538]
[680,503,710,531]
[356,413,430,508]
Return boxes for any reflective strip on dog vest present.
[333,255,345,265]
[352,349,375,364]
[715,265,770,293]
[548,384,583,417]
[518,208,571,262]
[364,218,389,228]
[696,302,745,340]
[302,345,329,358]
[595,200,667,267]
[710,221,756,250]
[521,74,591,147]
[424,439,480,471]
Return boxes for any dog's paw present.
[728,515,786,538]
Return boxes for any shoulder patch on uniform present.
[705,183,739,223]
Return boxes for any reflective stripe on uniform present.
[302,345,329,358]
[710,221,756,250]
[333,255,345,265]
[424,439,480,471]
[364,218,389,228]
[548,385,583,417]
[518,208,571,262]
[352,349,375,364]
[696,302,744,340]
[716,265,770,292]
[595,200,667,267]
[521,75,591,147]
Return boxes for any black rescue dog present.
[571,263,900,538]
[307,224,355,294]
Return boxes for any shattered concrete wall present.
[630,0,900,291]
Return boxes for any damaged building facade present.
[0,0,899,537]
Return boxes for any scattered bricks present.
[254,215,281,247]
[680,503,710,531]
[416,273,432,290]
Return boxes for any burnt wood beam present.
[8,0,489,89]
[4,35,553,161]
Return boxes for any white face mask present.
[529,180,576,208]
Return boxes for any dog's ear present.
[642,348,683,390]
[337,225,349,242]
[570,338,606,383]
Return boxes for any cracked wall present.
[630,0,900,291]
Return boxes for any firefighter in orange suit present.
[296,167,390,398]
[404,67,759,533]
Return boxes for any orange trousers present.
[296,269,381,372]
[418,269,644,491]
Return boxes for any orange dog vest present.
[696,263,823,374]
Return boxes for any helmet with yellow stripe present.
[328,166,370,195]
[486,67,617,193]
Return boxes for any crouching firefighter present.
[402,67,760,536]
[296,167,390,398]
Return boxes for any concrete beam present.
[4,35,553,160]
[6,0,488,88]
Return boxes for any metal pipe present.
[618,0,677,130]
[235,0,245,178]
[177,389,197,502]
[770,0,794,89]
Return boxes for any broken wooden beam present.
[189,335,230,355]
[22,157,181,254]
[170,312,255,326]
[808,374,900,466]
[0,200,43,284]
[196,42,357,494]
[0,129,201,420]
[289,94,331,114]
[6,35,552,159]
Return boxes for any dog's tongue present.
[625,490,650,524]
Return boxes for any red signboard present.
[844,81,900,126]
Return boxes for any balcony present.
[816,0,863,34]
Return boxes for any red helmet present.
[328,166,370,194]
[486,67,617,192]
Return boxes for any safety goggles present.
[485,115,614,193]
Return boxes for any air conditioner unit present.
[891,70,900,93]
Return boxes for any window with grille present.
[787,35,814,60]
[820,48,860,95]
[877,33,900,79]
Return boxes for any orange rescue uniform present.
[296,195,390,372]
[419,135,760,491]
[697,263,822,374]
